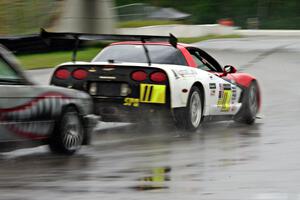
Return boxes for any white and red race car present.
[42,30,261,131]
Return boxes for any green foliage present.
[0,0,56,34]
[17,47,101,70]
[115,0,300,29]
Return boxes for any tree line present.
[116,0,300,29]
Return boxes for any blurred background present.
[0,0,300,70]
[0,0,300,35]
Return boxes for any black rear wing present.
[40,29,177,45]
[40,28,178,64]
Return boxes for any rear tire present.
[234,81,259,124]
[49,107,84,155]
[173,86,203,131]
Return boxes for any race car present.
[42,30,261,131]
[0,44,98,154]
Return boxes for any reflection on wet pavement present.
[0,121,262,200]
[133,166,171,191]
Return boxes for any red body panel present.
[178,45,197,67]
[228,73,256,88]
[109,41,259,93]
[227,73,261,109]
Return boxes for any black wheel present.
[173,86,203,131]
[49,107,84,155]
[234,81,259,124]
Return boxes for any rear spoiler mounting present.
[40,28,178,65]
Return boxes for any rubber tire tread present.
[173,86,202,132]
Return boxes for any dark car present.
[0,45,98,154]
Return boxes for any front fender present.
[230,73,256,88]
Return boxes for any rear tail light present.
[72,69,88,80]
[150,71,167,83]
[131,71,147,81]
[55,69,70,79]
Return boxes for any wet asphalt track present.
[2,37,300,200]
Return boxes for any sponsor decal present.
[210,90,216,96]
[217,84,232,112]
[209,83,217,96]
[232,86,237,101]
[176,69,196,77]
[209,83,216,89]
[123,98,139,107]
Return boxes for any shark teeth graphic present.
[0,92,72,139]
[7,121,54,138]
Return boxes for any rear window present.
[92,44,187,66]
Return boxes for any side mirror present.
[223,65,237,74]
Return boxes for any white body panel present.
[57,61,243,117]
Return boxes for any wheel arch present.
[249,79,262,111]
[191,81,205,113]
[62,103,80,114]
[59,103,90,145]
[231,73,256,88]
[238,79,261,111]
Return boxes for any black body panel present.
[51,65,171,122]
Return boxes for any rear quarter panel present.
[158,65,212,116]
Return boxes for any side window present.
[0,58,19,79]
[189,50,213,71]
[191,53,212,71]
[188,48,223,72]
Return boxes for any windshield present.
[92,44,188,66]
[0,57,20,80]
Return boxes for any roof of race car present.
[109,41,191,48]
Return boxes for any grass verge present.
[17,47,101,70]
[178,34,242,43]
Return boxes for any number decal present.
[140,84,166,104]
[123,84,166,107]
[217,84,232,112]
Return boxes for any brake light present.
[55,69,70,79]
[150,72,167,82]
[131,71,147,81]
[72,69,88,80]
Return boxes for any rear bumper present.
[93,99,171,122]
